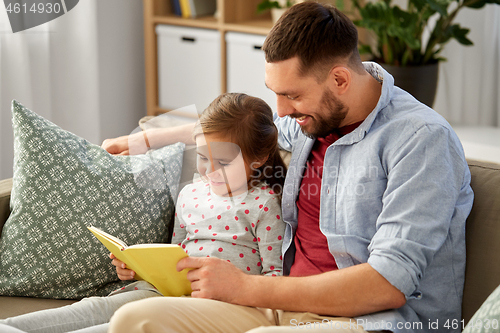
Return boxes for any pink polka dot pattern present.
[172,181,285,276]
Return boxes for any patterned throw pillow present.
[463,285,500,333]
[0,100,184,299]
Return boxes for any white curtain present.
[0,0,146,179]
[434,4,500,126]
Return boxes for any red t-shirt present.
[289,122,363,277]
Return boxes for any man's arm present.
[178,257,406,318]
[102,123,196,155]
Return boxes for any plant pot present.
[381,63,439,108]
[271,8,287,24]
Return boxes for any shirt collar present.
[341,62,395,144]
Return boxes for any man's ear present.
[328,66,351,95]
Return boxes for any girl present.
[172,92,287,276]
[0,93,287,333]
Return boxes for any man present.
[104,3,473,332]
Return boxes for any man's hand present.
[110,253,136,280]
[177,256,248,303]
[101,131,149,156]
[102,123,197,155]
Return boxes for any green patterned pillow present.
[463,285,500,333]
[0,100,184,299]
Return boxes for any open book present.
[87,226,192,297]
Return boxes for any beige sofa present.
[1,151,500,328]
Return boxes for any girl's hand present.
[110,253,136,280]
[177,257,248,304]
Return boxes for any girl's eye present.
[198,155,208,161]
[219,162,230,167]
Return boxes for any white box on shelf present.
[156,25,221,116]
[226,32,277,113]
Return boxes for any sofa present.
[1,140,500,329]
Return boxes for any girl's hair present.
[193,93,287,198]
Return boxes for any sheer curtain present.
[434,4,500,126]
[0,0,146,179]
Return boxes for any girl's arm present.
[254,196,285,276]
[172,214,188,246]
[172,189,189,246]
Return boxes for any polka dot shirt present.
[172,181,285,276]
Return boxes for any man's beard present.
[299,88,348,139]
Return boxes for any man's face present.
[265,57,349,138]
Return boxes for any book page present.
[127,243,180,249]
[88,226,127,249]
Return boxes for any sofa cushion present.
[0,296,77,320]
[462,284,500,332]
[462,160,500,325]
[0,178,12,236]
[0,101,184,299]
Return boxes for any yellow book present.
[87,226,192,297]
[179,0,191,18]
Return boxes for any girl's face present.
[195,133,253,197]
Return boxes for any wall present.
[0,0,146,179]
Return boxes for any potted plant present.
[351,0,500,106]
[257,0,298,23]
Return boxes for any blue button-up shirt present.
[274,62,474,333]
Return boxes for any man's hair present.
[262,1,363,81]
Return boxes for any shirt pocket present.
[339,178,387,237]
[341,178,387,202]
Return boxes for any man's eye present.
[287,95,297,100]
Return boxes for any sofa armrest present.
[0,178,12,236]
[462,159,500,325]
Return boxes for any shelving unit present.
[143,0,358,116]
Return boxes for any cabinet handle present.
[254,45,262,50]
[182,37,196,42]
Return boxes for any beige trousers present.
[108,297,370,333]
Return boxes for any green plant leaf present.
[449,24,473,45]
[440,24,473,45]
[466,0,500,8]
[257,0,281,12]
[386,7,421,49]
[423,0,449,16]
[335,0,345,11]
[358,44,374,55]
[352,0,499,65]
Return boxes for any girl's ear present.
[250,155,269,170]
